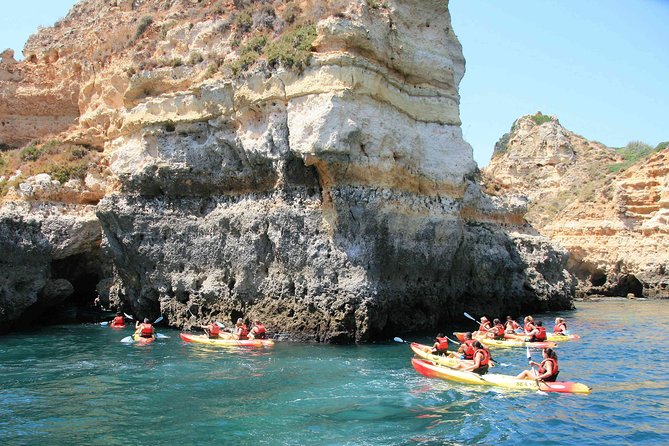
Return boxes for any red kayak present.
[110,322,126,329]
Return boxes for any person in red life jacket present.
[474,316,491,337]
[516,348,559,382]
[505,315,520,334]
[457,332,476,360]
[456,341,490,375]
[525,320,547,342]
[248,320,267,340]
[201,322,221,339]
[134,318,155,339]
[486,318,505,339]
[109,312,125,327]
[431,333,450,355]
[553,317,568,335]
[523,315,536,335]
[233,318,249,340]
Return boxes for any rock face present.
[485,114,669,299]
[0,1,574,340]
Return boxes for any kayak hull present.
[504,333,581,342]
[411,359,591,394]
[453,332,557,349]
[477,337,558,349]
[409,343,467,368]
[110,323,126,329]
[180,333,275,347]
[132,334,155,344]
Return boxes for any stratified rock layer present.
[485,114,669,298]
[0,1,574,339]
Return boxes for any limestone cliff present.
[484,114,669,298]
[0,1,574,340]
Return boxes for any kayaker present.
[486,318,505,339]
[233,318,249,340]
[201,322,221,339]
[457,332,476,360]
[516,348,559,382]
[505,315,520,333]
[135,318,155,340]
[525,320,547,342]
[456,341,490,375]
[109,312,125,327]
[475,316,491,336]
[554,318,568,335]
[523,315,536,334]
[248,320,267,339]
[431,333,450,355]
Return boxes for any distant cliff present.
[0,1,574,339]
[484,113,669,298]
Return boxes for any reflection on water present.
[0,300,667,445]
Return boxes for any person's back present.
[138,318,154,338]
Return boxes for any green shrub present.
[234,10,253,34]
[188,52,204,65]
[20,145,43,162]
[135,16,154,40]
[265,24,317,70]
[530,112,553,126]
[608,140,655,173]
[46,163,87,184]
[656,141,669,151]
[230,50,261,75]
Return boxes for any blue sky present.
[1,1,668,167]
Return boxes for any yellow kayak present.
[180,333,275,347]
[411,358,591,394]
[409,342,469,368]
[477,337,558,349]
[504,333,581,342]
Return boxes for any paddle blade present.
[393,337,405,343]
[215,322,225,328]
[120,336,133,343]
[100,322,109,326]
[124,313,133,320]
[526,346,532,361]
[463,312,476,322]
[154,316,164,324]
[156,333,169,339]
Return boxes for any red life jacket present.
[140,323,154,337]
[474,347,490,366]
[210,324,220,336]
[534,326,547,341]
[462,339,475,360]
[252,324,267,338]
[236,324,248,339]
[539,358,559,378]
[493,324,505,339]
[524,321,536,333]
[435,337,449,352]
[479,321,491,332]
[112,316,125,326]
[554,323,567,334]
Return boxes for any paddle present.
[393,337,408,343]
[527,346,552,392]
[100,321,109,326]
[463,312,477,323]
[124,313,133,320]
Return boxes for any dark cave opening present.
[46,254,105,323]
[590,270,607,287]
[613,274,644,297]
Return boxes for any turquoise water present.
[1,300,668,445]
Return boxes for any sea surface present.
[1,299,668,445]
